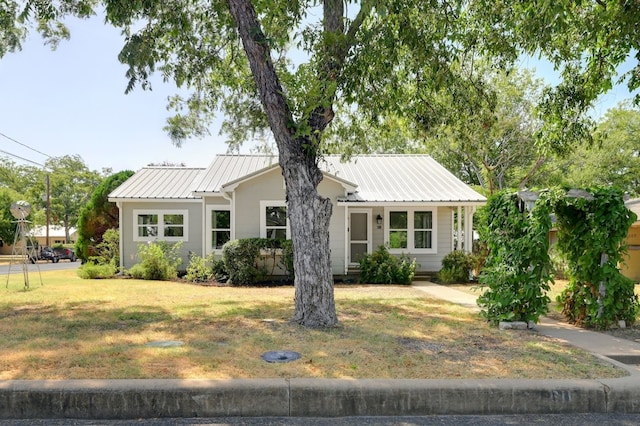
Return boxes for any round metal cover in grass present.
[261,350,301,363]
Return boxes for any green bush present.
[88,229,120,269]
[222,238,293,285]
[127,241,183,281]
[437,250,475,283]
[77,262,116,279]
[211,257,229,282]
[358,245,416,285]
[185,253,214,283]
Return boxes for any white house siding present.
[231,168,348,275]
[119,201,203,271]
[365,205,452,272]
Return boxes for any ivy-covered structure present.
[478,187,639,329]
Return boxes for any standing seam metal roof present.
[110,155,486,203]
[109,167,205,199]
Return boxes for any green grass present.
[0,270,626,380]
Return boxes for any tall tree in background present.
[422,67,551,193]
[76,169,134,262]
[44,155,102,242]
[542,101,640,194]
[3,0,639,327]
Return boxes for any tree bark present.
[227,0,338,327]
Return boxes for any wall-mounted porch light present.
[376,214,383,225]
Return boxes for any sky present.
[0,13,638,174]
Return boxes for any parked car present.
[29,246,60,263]
[54,247,77,262]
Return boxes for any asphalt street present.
[3,414,640,425]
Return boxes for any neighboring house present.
[0,225,77,255]
[622,198,640,282]
[108,155,486,275]
[30,225,78,247]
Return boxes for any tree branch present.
[226,0,295,155]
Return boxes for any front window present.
[414,211,433,249]
[386,208,436,253]
[389,211,408,249]
[134,210,188,242]
[211,209,231,249]
[265,206,287,239]
[261,201,289,239]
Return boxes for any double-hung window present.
[386,208,436,253]
[134,210,188,242]
[208,206,231,251]
[260,201,289,239]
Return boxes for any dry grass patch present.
[0,271,625,380]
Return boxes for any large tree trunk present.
[228,0,338,327]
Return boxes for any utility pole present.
[46,174,50,247]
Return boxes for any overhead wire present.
[0,131,52,168]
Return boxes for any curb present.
[1,377,639,419]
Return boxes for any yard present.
[0,270,626,380]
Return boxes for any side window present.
[163,214,184,237]
[137,214,158,238]
[134,210,188,242]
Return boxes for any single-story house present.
[108,154,486,275]
[30,225,78,246]
[0,225,77,255]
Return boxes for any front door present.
[349,210,371,265]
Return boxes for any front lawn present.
[0,270,625,380]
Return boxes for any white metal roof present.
[110,155,486,203]
[322,155,486,203]
[109,167,205,199]
[192,155,279,194]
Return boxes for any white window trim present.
[384,207,437,254]
[133,209,189,242]
[206,205,233,254]
[260,200,290,239]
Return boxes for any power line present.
[0,131,53,160]
[0,148,45,167]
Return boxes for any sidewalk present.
[412,282,640,372]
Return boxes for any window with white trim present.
[133,210,188,242]
[260,201,289,239]
[386,208,436,253]
[210,208,231,250]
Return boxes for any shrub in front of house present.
[185,253,214,283]
[222,238,294,286]
[358,245,416,285]
[437,250,476,283]
[128,241,183,281]
[77,262,117,279]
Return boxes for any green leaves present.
[478,191,553,324]
[552,187,639,328]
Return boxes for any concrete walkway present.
[1,282,640,420]
[412,282,640,369]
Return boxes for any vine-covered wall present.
[478,187,639,329]
[478,191,553,324]
[552,187,638,328]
